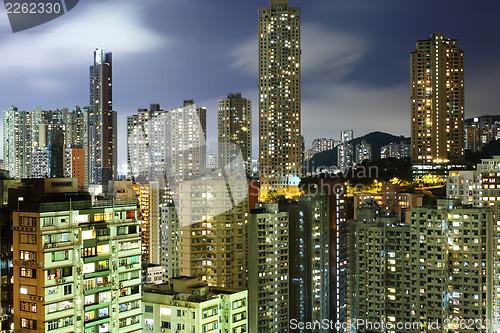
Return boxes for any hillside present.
[306,131,409,171]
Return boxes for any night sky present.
[0,0,499,168]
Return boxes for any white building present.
[127,101,207,183]
[447,170,481,206]
[143,277,248,333]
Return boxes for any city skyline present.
[0,0,499,166]
[1,1,500,332]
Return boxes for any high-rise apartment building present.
[286,195,330,332]
[147,181,162,267]
[167,101,207,182]
[248,202,289,333]
[411,34,465,176]
[127,102,207,183]
[0,171,17,330]
[133,183,151,263]
[9,178,142,333]
[206,151,217,170]
[127,104,166,182]
[66,106,89,149]
[31,149,50,178]
[218,93,252,175]
[3,106,43,178]
[258,0,301,198]
[477,156,500,326]
[409,202,492,333]
[338,130,354,169]
[351,214,412,332]
[178,193,249,290]
[160,201,179,280]
[355,140,371,165]
[89,49,117,188]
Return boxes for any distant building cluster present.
[3,106,88,187]
[3,49,115,193]
[305,138,338,160]
[465,115,500,152]
[380,141,411,159]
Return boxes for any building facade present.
[447,170,481,206]
[3,107,43,178]
[312,138,336,156]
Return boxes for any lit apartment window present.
[20,267,36,278]
[20,318,36,330]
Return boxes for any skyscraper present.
[258,0,301,198]
[411,33,465,175]
[218,93,252,175]
[89,48,117,188]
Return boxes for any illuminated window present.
[82,230,96,240]
[97,245,110,256]
[160,307,171,316]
